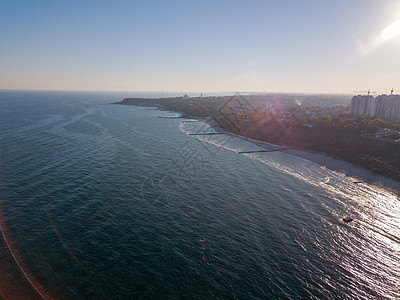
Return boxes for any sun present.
[381,18,400,40]
[358,17,400,54]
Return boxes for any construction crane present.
[353,89,377,95]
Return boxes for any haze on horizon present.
[1,0,400,94]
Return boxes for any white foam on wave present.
[244,147,400,249]
[182,123,336,192]
[196,135,241,153]
[181,121,399,228]
[178,120,214,135]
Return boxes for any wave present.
[180,120,346,189]
[180,120,400,247]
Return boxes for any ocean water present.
[0,90,399,299]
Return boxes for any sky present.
[1,0,400,94]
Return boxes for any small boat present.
[343,216,353,223]
[353,180,366,184]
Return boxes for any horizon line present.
[0,88,355,96]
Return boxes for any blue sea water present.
[0,90,399,299]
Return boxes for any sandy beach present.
[201,118,400,196]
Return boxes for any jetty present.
[188,132,225,136]
[157,116,182,118]
[238,148,294,154]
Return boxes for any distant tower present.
[368,89,370,95]
[391,88,394,95]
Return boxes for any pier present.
[238,148,294,154]
[157,116,182,118]
[188,132,225,136]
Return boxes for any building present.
[350,95,375,116]
[375,94,400,120]
[350,92,400,120]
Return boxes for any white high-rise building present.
[375,94,400,120]
[350,95,375,116]
[350,93,400,120]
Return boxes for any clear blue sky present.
[1,0,400,93]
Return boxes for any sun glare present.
[381,18,400,40]
[358,17,400,54]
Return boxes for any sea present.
[0,90,399,299]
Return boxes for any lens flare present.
[0,202,54,299]
[357,17,400,54]
[381,18,400,40]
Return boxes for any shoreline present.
[114,103,400,196]
[196,117,400,196]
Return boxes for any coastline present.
[112,101,400,196]
[199,117,400,196]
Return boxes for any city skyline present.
[1,0,400,94]
[351,93,400,120]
